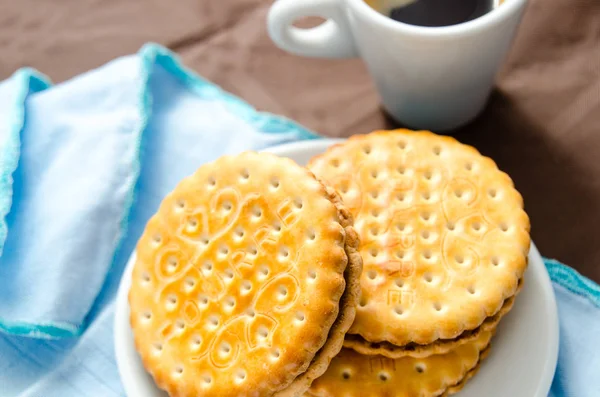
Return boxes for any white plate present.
[115,139,559,397]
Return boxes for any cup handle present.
[267,0,359,58]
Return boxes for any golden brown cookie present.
[344,289,516,358]
[306,330,493,397]
[129,152,362,397]
[308,130,530,349]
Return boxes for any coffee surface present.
[368,0,501,27]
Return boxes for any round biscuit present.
[306,330,493,397]
[129,152,357,396]
[308,130,530,346]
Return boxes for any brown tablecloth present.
[1,0,599,280]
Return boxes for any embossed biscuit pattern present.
[308,130,530,346]
[129,152,350,397]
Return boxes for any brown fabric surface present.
[0,0,599,280]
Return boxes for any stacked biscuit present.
[128,129,529,397]
[305,130,530,396]
[129,152,363,397]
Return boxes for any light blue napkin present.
[0,44,598,397]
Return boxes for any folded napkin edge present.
[545,258,600,308]
[0,68,51,256]
[139,43,320,141]
[0,318,80,339]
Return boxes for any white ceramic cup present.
[267,0,528,131]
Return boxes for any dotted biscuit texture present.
[343,291,516,359]
[308,130,531,346]
[129,152,357,397]
[306,330,493,397]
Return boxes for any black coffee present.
[389,0,498,27]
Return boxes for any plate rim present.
[114,138,559,397]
